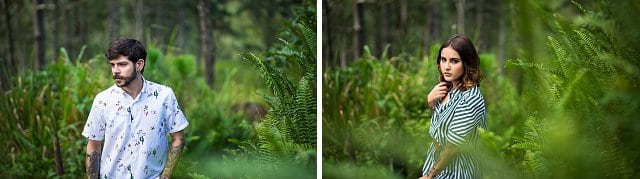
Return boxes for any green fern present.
[239,2,316,173]
[508,2,638,178]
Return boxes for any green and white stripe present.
[422,86,487,179]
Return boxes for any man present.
[82,38,189,179]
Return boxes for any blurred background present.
[323,0,640,178]
[0,0,316,178]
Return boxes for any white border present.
[316,0,323,178]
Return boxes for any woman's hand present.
[427,82,449,108]
[418,174,435,179]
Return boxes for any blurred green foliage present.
[323,1,640,179]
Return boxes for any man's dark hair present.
[105,38,147,73]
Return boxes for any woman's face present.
[439,47,464,84]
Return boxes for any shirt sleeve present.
[82,97,107,141]
[446,93,485,146]
[164,88,189,133]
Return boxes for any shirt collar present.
[112,76,149,98]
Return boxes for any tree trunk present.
[475,0,484,50]
[340,34,347,68]
[198,0,215,88]
[152,1,162,45]
[455,0,465,35]
[423,0,431,57]
[53,132,64,176]
[80,0,87,60]
[400,0,407,33]
[177,0,185,53]
[135,0,144,40]
[353,0,365,61]
[63,0,72,57]
[323,0,332,68]
[423,24,430,59]
[34,0,46,70]
[52,0,59,59]
[424,0,441,56]
[2,0,15,90]
[108,0,120,41]
[497,3,506,74]
[433,0,441,43]
[384,2,391,57]
[263,9,275,48]
[375,2,382,56]
[73,0,82,60]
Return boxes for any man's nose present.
[112,66,120,74]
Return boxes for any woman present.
[420,35,486,179]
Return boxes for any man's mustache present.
[113,75,124,79]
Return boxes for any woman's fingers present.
[428,82,450,104]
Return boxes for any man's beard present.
[113,70,137,87]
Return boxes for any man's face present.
[110,56,138,87]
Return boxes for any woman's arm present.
[427,146,458,177]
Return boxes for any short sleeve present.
[163,88,189,133]
[446,93,485,146]
[82,97,107,141]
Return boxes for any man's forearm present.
[86,151,101,179]
[86,140,102,179]
[161,141,184,178]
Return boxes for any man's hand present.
[86,140,102,179]
[161,130,185,179]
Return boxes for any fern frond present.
[295,22,317,59]
[547,36,575,80]
[521,150,545,178]
[292,75,316,145]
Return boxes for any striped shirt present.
[422,86,486,179]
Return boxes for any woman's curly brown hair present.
[436,35,483,91]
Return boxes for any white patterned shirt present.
[82,77,189,179]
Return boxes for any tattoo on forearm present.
[162,143,184,178]
[88,151,101,179]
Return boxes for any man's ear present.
[136,59,145,71]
